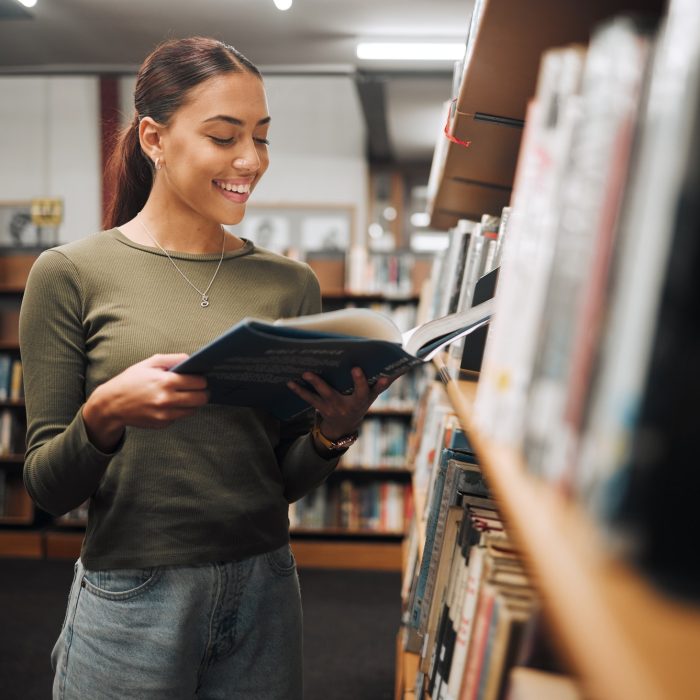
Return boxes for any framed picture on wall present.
[241,214,291,254]
[300,215,350,251]
[0,201,35,247]
[0,199,63,249]
[226,204,354,259]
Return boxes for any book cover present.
[574,3,700,599]
[479,593,536,700]
[173,299,493,420]
[523,17,654,483]
[418,453,491,635]
[421,505,464,674]
[474,44,586,447]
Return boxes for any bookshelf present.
[436,376,700,700]
[0,248,43,555]
[397,0,700,696]
[286,287,422,566]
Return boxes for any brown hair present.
[103,37,261,229]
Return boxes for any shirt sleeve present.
[20,250,123,516]
[275,265,341,502]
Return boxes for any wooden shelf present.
[291,537,402,571]
[45,529,83,559]
[0,399,25,408]
[366,406,414,417]
[428,0,666,229]
[290,526,405,538]
[439,375,700,700]
[334,466,412,476]
[0,530,43,558]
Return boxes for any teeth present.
[215,181,250,194]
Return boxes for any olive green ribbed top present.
[19,228,338,569]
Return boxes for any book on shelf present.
[342,416,409,469]
[425,499,505,695]
[522,16,655,484]
[0,355,10,401]
[172,298,494,420]
[0,470,5,517]
[408,451,491,638]
[474,42,588,447]
[456,266,501,380]
[289,478,410,533]
[0,409,24,456]
[575,2,700,597]
[0,355,22,402]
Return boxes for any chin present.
[220,206,247,227]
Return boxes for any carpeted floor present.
[0,558,401,700]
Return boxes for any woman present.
[20,36,389,699]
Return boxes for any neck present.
[118,194,243,254]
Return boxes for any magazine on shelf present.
[172,298,494,419]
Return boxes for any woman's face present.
[156,71,271,226]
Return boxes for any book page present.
[403,297,495,358]
[274,307,401,343]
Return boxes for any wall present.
[0,76,102,244]
[0,73,366,247]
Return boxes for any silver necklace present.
[138,217,226,308]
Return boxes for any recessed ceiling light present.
[273,0,292,10]
[17,0,38,7]
[356,42,465,61]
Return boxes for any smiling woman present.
[19,35,392,700]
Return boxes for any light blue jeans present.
[51,544,303,699]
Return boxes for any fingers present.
[299,372,337,401]
[350,368,371,401]
[286,379,323,411]
[143,353,191,369]
[143,354,208,391]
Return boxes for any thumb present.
[143,353,190,370]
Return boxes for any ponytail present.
[103,115,153,229]
[102,37,262,230]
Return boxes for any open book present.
[172,298,494,419]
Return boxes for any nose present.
[233,141,261,173]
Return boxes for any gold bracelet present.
[311,414,358,452]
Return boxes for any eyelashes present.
[209,136,270,146]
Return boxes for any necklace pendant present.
[201,296,209,308]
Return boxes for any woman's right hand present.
[82,354,209,452]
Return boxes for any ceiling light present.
[17,0,38,6]
[273,0,292,10]
[356,42,465,61]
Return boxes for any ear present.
[138,116,165,166]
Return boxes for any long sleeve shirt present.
[19,228,338,569]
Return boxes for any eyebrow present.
[202,115,271,126]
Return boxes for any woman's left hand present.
[287,368,395,439]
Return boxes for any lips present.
[213,179,252,203]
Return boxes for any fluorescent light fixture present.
[17,0,38,6]
[357,42,465,61]
[273,0,292,10]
